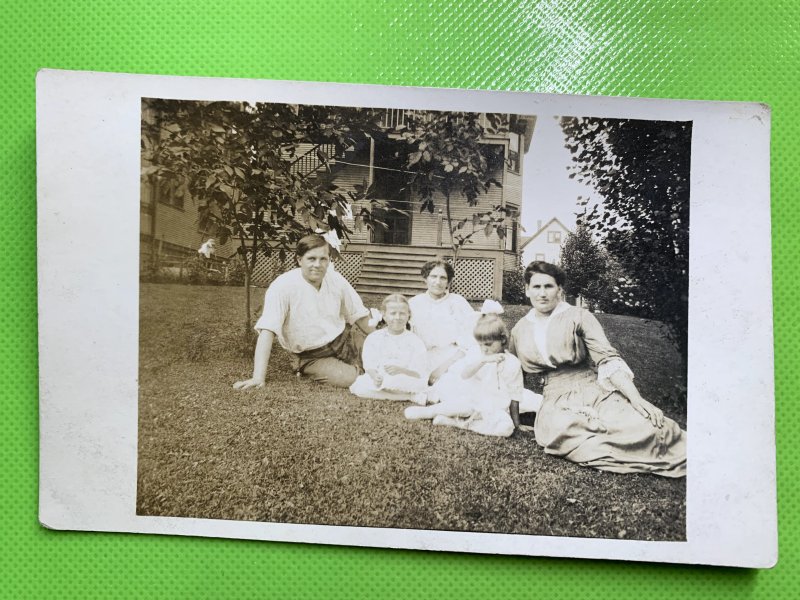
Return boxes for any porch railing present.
[287,143,338,179]
[380,110,495,130]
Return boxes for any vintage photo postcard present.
[37,69,776,567]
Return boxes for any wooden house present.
[141,108,535,300]
[520,217,572,267]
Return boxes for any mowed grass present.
[137,283,686,541]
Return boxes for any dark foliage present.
[502,270,528,305]
[560,117,691,361]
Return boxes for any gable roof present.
[519,217,572,250]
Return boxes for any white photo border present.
[36,70,776,568]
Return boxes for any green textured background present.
[3,0,795,596]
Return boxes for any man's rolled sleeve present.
[338,273,370,324]
[254,283,287,334]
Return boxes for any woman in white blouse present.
[408,259,478,387]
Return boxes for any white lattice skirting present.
[449,258,495,300]
[250,251,364,288]
[249,251,493,300]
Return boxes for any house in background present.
[520,217,572,267]
[140,102,238,271]
[141,107,536,300]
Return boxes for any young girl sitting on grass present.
[349,294,428,404]
[404,300,539,437]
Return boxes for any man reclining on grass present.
[234,234,374,390]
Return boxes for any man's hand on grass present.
[233,378,265,390]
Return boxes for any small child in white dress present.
[349,294,428,404]
[404,300,540,437]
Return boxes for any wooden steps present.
[355,248,432,296]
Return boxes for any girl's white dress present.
[349,328,428,401]
[409,349,534,437]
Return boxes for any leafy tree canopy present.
[141,101,516,331]
[560,116,691,359]
[399,111,514,256]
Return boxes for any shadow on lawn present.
[137,284,686,541]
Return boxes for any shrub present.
[140,262,163,283]
[225,255,247,286]
[502,270,527,305]
[184,256,225,286]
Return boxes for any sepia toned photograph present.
[37,70,775,567]
[136,98,689,541]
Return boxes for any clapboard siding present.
[330,161,372,244]
[504,170,522,208]
[141,184,238,260]
[410,163,506,249]
[503,250,521,271]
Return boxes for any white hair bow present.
[314,228,343,252]
[368,308,383,328]
[480,299,504,315]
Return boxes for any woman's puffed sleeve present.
[596,358,635,392]
[453,295,480,352]
[577,309,635,390]
[408,333,429,377]
[577,309,621,365]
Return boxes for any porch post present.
[368,136,374,187]
[436,208,443,246]
[493,256,503,299]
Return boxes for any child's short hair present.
[473,313,509,348]
[377,293,412,330]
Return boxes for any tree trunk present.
[243,267,252,340]
[444,192,460,268]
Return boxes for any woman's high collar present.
[526,300,571,322]
[426,291,450,302]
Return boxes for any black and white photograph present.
[37,71,775,567]
[136,97,689,540]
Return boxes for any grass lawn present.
[137,283,686,541]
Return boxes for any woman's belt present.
[525,364,595,395]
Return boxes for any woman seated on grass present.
[234,234,373,390]
[509,261,686,477]
[408,259,479,389]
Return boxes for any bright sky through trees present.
[521,115,600,235]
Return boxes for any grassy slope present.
[137,284,686,540]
